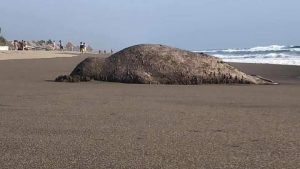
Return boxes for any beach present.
[0,52,299,168]
[0,51,79,60]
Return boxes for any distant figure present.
[59,40,63,51]
[111,49,113,54]
[83,43,86,53]
[13,40,18,50]
[99,50,102,54]
[18,40,24,50]
[53,41,56,50]
[17,41,21,50]
[23,41,28,50]
[104,50,106,54]
[80,42,84,53]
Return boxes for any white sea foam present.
[194,49,224,53]
[194,44,300,66]
[247,45,286,52]
[196,45,289,53]
[213,53,300,65]
[222,58,300,66]
[291,48,300,52]
[214,53,296,59]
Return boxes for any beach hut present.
[86,45,93,52]
[66,42,75,51]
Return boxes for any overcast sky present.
[0,0,299,50]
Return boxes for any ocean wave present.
[213,53,300,65]
[213,53,296,59]
[222,58,300,66]
[220,45,286,53]
[290,45,300,48]
[196,45,299,53]
[291,48,300,52]
[246,45,286,52]
[194,45,300,65]
[193,49,218,53]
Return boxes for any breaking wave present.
[195,45,300,66]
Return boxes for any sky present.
[0,0,299,51]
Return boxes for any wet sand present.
[0,51,78,60]
[0,54,299,168]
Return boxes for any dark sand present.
[0,55,299,169]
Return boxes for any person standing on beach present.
[53,41,56,50]
[80,42,84,53]
[13,40,18,50]
[20,40,24,50]
[83,43,86,53]
[18,41,22,50]
[23,41,27,50]
[59,40,63,51]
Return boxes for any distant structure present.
[66,42,75,51]
[86,45,93,52]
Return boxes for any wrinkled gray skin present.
[56,44,274,85]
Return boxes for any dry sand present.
[0,52,299,169]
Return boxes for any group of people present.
[12,40,64,51]
[52,40,64,51]
[13,40,27,50]
[98,49,114,54]
[10,40,97,53]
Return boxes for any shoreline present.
[0,51,77,60]
[1,50,299,67]
[230,62,300,84]
[0,50,103,61]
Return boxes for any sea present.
[195,45,300,66]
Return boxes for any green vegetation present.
[0,36,7,46]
